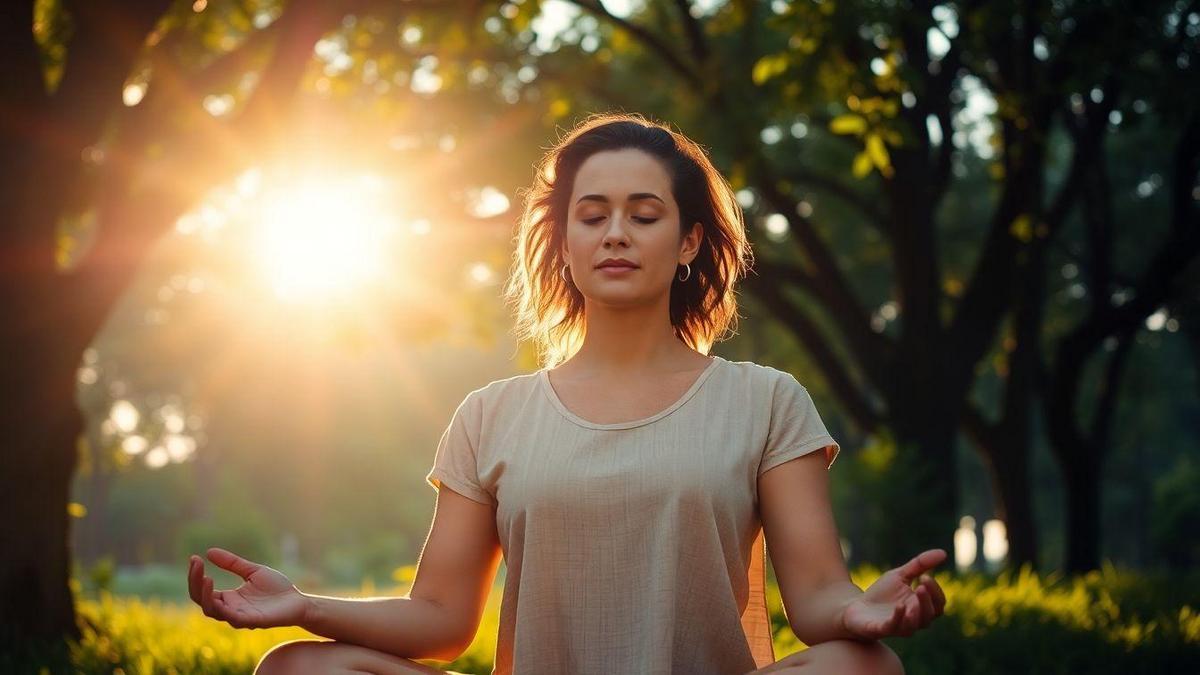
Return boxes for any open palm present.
[841,548,948,640]
[187,547,309,630]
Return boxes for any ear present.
[679,221,704,264]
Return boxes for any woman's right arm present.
[189,484,501,663]
[301,485,503,661]
[300,593,466,662]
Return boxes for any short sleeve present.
[424,390,496,506]
[759,372,841,476]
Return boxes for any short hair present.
[503,112,754,368]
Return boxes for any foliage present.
[13,563,1197,674]
[1150,456,1200,568]
[175,472,278,568]
[84,556,116,596]
[8,0,1197,655]
[780,562,1200,674]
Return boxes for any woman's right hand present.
[187,547,309,630]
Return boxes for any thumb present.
[206,547,261,580]
[894,548,948,584]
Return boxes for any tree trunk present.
[0,0,176,646]
[882,368,959,567]
[981,433,1038,568]
[0,352,85,644]
[79,442,113,567]
[1062,446,1102,573]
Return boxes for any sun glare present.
[252,175,395,302]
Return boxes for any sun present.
[252,173,395,302]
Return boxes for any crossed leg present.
[254,639,470,675]
[746,639,905,675]
[254,637,903,675]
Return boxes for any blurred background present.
[2,0,1198,673]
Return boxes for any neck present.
[562,296,705,376]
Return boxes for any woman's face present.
[561,148,702,307]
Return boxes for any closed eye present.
[583,216,658,225]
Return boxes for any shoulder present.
[718,357,807,392]
[459,369,542,408]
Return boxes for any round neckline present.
[538,355,724,430]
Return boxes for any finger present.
[895,549,948,584]
[200,574,210,616]
[902,595,921,635]
[187,557,201,606]
[924,576,947,615]
[915,584,935,627]
[207,547,261,581]
[190,557,207,610]
[881,601,904,637]
[203,575,215,618]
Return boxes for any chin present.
[582,288,657,308]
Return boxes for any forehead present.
[571,148,672,202]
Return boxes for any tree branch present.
[741,270,884,433]
[779,165,891,239]
[671,0,709,63]
[65,0,353,341]
[751,168,896,392]
[945,66,1117,396]
[564,0,702,89]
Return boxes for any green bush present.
[17,562,1200,674]
[112,563,193,602]
[836,562,1200,675]
[1152,457,1200,569]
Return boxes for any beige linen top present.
[425,355,841,675]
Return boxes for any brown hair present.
[503,112,754,369]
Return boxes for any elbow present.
[427,608,476,663]
[426,642,468,664]
[416,630,470,663]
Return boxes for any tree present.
[4,0,1197,650]
[2,0,176,645]
[525,0,1198,570]
[0,0,494,645]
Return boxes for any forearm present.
[300,593,466,661]
[786,580,866,645]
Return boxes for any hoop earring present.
[561,263,572,284]
[677,263,692,282]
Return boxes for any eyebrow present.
[575,192,666,206]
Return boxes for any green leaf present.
[866,132,890,170]
[752,53,790,85]
[830,114,867,136]
[852,150,873,178]
[1009,214,1033,243]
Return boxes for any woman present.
[187,113,947,674]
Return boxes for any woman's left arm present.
[758,447,948,645]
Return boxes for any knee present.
[792,639,903,675]
[845,640,904,675]
[254,640,334,675]
[254,639,455,675]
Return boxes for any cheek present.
[647,230,682,260]
[562,225,592,254]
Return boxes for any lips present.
[596,259,639,269]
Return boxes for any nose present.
[601,211,633,247]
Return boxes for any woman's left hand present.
[840,548,948,640]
